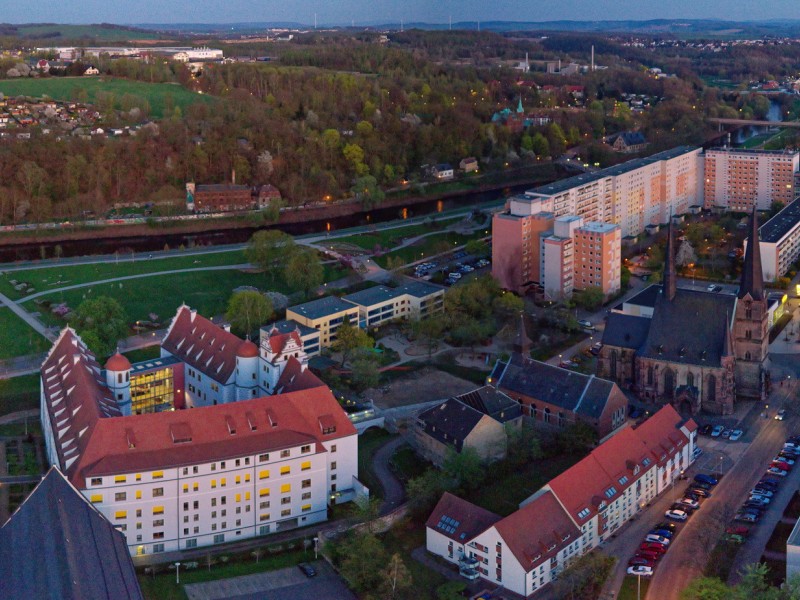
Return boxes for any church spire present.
[663,217,676,301]
[739,207,764,301]
[722,311,734,357]
[513,313,532,356]
[517,96,524,114]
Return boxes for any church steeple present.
[722,311,734,358]
[663,217,676,301]
[739,207,764,301]
[517,96,524,114]
[513,313,532,356]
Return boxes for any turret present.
[105,352,132,415]
[235,339,259,400]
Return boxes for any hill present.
[0,23,164,42]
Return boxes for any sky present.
[5,0,800,25]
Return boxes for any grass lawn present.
[0,77,214,118]
[0,374,41,417]
[0,421,42,437]
[390,445,430,484]
[138,548,314,600]
[465,453,585,517]
[381,521,448,600]
[29,263,349,328]
[358,428,394,500]
[333,217,460,251]
[374,231,489,268]
[3,250,247,301]
[618,575,650,600]
[0,308,51,359]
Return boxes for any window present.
[213,534,225,544]
[302,479,311,489]
[235,476,241,484]
[115,492,127,502]
[193,482,199,492]
[281,497,291,505]
[259,470,270,480]
[136,509,142,517]
[245,492,251,501]
[280,483,291,494]
[235,493,241,502]
[302,504,312,513]
[114,476,127,484]
[301,461,311,471]
[281,509,291,517]
[153,544,165,553]
[186,539,197,549]
[152,471,164,479]
[211,498,217,507]
[301,445,311,454]
[331,474,337,481]
[90,494,103,503]
[153,519,164,527]
[114,511,127,520]
[183,484,189,494]
[259,488,270,497]
[211,479,217,489]
[152,506,164,515]
[91,478,102,486]
[331,445,337,453]
[260,500,270,509]
[331,461,337,470]
[280,466,290,476]
[259,453,269,463]
[152,488,164,498]
[221,478,227,487]
[302,492,311,500]
[281,450,291,458]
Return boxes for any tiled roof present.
[40,328,121,477]
[261,319,317,338]
[417,399,486,449]
[73,386,356,485]
[162,305,250,383]
[0,467,142,600]
[454,386,522,423]
[601,313,651,350]
[634,404,695,465]
[276,356,325,394]
[426,492,501,543]
[495,491,581,570]
[623,284,662,309]
[264,327,303,357]
[496,354,616,420]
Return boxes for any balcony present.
[459,554,480,569]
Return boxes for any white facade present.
[704,149,798,211]
[748,198,800,281]
[787,519,800,582]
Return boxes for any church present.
[597,209,769,415]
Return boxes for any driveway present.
[184,560,355,600]
[372,436,407,515]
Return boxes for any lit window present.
[152,471,164,479]
[302,504,312,513]
[114,511,127,520]
[114,476,127,484]
[259,488,270,497]
[135,490,142,500]
[235,493,241,502]
[152,506,164,515]
[245,492,251,501]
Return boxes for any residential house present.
[460,157,479,173]
[433,164,455,180]
[606,132,649,154]
[84,65,100,76]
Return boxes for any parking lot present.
[184,560,355,600]
[411,250,491,286]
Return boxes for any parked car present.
[735,512,759,523]
[636,551,663,562]
[711,425,725,438]
[729,429,743,442]
[578,319,594,329]
[726,525,750,536]
[640,542,668,554]
[651,528,674,539]
[644,534,670,546]
[721,428,732,439]
[677,498,700,510]
[672,502,694,515]
[628,566,654,577]
[694,474,719,486]
[687,487,711,498]
[772,461,793,471]
[298,563,317,578]
[654,522,677,533]
[629,557,656,568]
[665,509,688,521]
[707,284,716,292]
[748,494,772,504]
[691,481,712,491]
[750,488,773,497]
[683,491,701,502]
[780,450,800,460]
[724,534,745,544]
[767,467,788,477]
[693,447,703,459]
[776,409,787,421]
[776,456,796,465]
[744,498,769,509]
[590,342,603,356]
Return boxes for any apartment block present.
[747,196,800,281]
[425,405,697,597]
[286,296,360,349]
[704,148,798,211]
[540,216,580,301]
[573,221,622,296]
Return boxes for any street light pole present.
[637,573,642,600]
[313,537,319,560]
[174,562,181,584]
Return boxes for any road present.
[645,378,800,600]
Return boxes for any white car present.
[767,467,788,477]
[627,565,654,577]
[749,494,771,504]
[665,509,688,521]
[692,447,703,459]
[448,272,462,279]
[751,488,774,497]
[776,409,787,421]
[711,425,725,437]
[644,534,670,546]
[677,498,700,510]
[729,430,743,442]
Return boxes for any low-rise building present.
[342,282,445,329]
[606,131,648,154]
[286,296,360,349]
[261,320,321,357]
[425,405,696,597]
[750,197,800,281]
[460,157,479,173]
[414,386,522,466]
[186,183,254,212]
[433,163,454,180]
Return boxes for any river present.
[733,98,784,145]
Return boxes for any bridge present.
[708,117,800,130]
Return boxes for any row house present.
[425,404,696,597]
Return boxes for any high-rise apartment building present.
[573,221,622,296]
[703,148,798,211]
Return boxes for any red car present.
[635,551,662,562]
[726,525,750,537]
[629,557,656,568]
[640,542,668,554]
[773,461,792,471]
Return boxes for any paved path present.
[0,409,39,426]
[0,474,42,484]
[372,436,407,516]
[0,290,56,341]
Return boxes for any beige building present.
[286,297,360,349]
[703,148,798,211]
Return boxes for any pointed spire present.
[739,207,764,301]
[663,217,676,301]
[722,311,734,357]
[513,313,532,356]
[517,96,524,113]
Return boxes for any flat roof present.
[579,221,619,233]
[343,281,444,307]
[528,146,698,197]
[759,197,800,243]
[130,355,182,373]
[706,147,799,158]
[287,295,358,320]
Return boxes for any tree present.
[225,291,273,338]
[333,318,373,367]
[380,553,413,599]
[406,470,448,518]
[338,532,388,593]
[680,577,732,600]
[646,244,665,270]
[552,552,615,600]
[530,132,550,157]
[246,230,296,280]
[492,292,524,323]
[676,240,698,268]
[351,355,380,392]
[443,447,485,491]
[70,296,128,358]
[352,175,385,209]
[507,422,544,466]
[353,495,381,532]
[411,317,445,358]
[557,422,598,453]
[574,286,605,310]
[284,249,324,296]
[464,238,488,257]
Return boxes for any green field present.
[373,230,489,268]
[333,217,461,251]
[0,374,41,417]
[0,308,50,359]
[1,250,247,301]
[0,77,213,118]
[29,263,349,329]
[13,24,163,41]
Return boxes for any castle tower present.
[105,352,132,415]
[733,208,769,399]
[235,339,259,401]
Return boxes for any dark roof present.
[602,313,651,349]
[417,398,487,449]
[528,146,698,197]
[760,197,800,243]
[262,319,318,338]
[195,184,251,193]
[454,386,522,423]
[495,354,617,420]
[435,163,453,170]
[287,296,358,320]
[426,492,501,543]
[638,289,736,366]
[609,131,647,146]
[0,468,143,600]
[740,208,765,301]
[623,284,662,309]
[343,285,397,306]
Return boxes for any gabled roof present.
[276,356,325,394]
[417,399,487,450]
[495,491,581,570]
[609,131,647,146]
[602,313,651,350]
[634,404,696,464]
[0,468,142,600]
[454,386,522,423]
[72,386,356,486]
[40,328,121,478]
[426,492,501,544]
[162,305,251,383]
[264,327,303,357]
[495,354,617,420]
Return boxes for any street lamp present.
[313,537,319,560]
[174,562,181,584]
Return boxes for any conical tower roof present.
[739,207,764,301]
